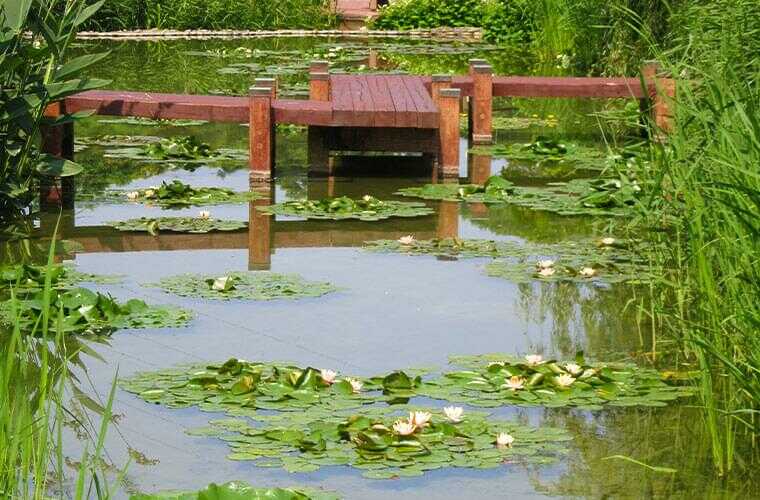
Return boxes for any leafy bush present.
[372,0,535,44]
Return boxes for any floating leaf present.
[106,217,247,234]
[258,196,433,221]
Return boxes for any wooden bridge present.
[43,59,674,203]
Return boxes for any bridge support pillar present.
[40,101,76,209]
[249,86,275,182]
[641,60,676,139]
[249,183,274,271]
[470,62,493,145]
[308,63,333,176]
[438,88,461,178]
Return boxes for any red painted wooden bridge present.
[47,60,674,190]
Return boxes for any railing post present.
[309,62,332,176]
[467,59,487,138]
[249,86,275,182]
[40,101,75,209]
[641,60,675,138]
[430,74,452,108]
[471,63,493,145]
[438,88,461,178]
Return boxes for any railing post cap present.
[310,72,330,81]
[468,58,488,66]
[310,60,330,71]
[249,86,273,96]
[432,74,453,82]
[472,64,493,74]
[439,88,461,98]
[254,77,277,86]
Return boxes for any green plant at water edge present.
[145,136,211,160]
[131,481,340,500]
[148,271,338,301]
[1,286,192,336]
[258,196,434,221]
[371,0,535,45]
[0,0,110,219]
[121,180,260,208]
[186,407,570,478]
[417,353,693,410]
[107,216,247,234]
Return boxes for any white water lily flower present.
[537,267,556,277]
[211,276,232,291]
[536,259,555,269]
[144,189,156,198]
[556,373,576,387]
[347,378,363,393]
[565,363,583,376]
[392,419,417,436]
[580,368,597,379]
[409,411,432,428]
[398,235,416,246]
[502,376,526,391]
[496,432,515,448]
[579,267,596,278]
[525,354,543,366]
[320,369,337,385]
[443,406,464,423]
[126,191,140,200]
[601,237,616,246]
[198,210,211,219]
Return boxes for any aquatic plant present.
[107,216,247,234]
[122,180,260,208]
[97,117,207,127]
[186,407,571,478]
[1,263,123,290]
[258,196,434,221]
[474,138,608,168]
[131,481,340,500]
[148,272,338,301]
[396,176,515,203]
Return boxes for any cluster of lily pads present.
[397,174,642,217]
[1,262,123,290]
[131,481,339,500]
[107,216,248,235]
[121,180,260,208]
[460,114,559,133]
[148,272,339,301]
[77,135,248,166]
[365,235,652,284]
[257,195,434,221]
[473,137,609,169]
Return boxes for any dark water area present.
[1,37,755,499]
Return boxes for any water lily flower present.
[502,376,526,391]
[443,406,464,423]
[565,363,583,376]
[198,210,211,219]
[580,368,597,379]
[346,378,363,393]
[536,259,555,269]
[525,354,543,366]
[601,237,616,246]
[398,235,416,246]
[537,267,556,278]
[392,419,417,436]
[556,373,576,387]
[126,191,140,200]
[579,267,596,278]
[211,276,232,291]
[409,411,432,428]
[144,189,156,198]
[496,432,515,448]
[320,369,337,385]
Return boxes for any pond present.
[3,37,754,498]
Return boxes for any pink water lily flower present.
[320,369,337,384]
[198,210,211,219]
[502,376,526,391]
[392,419,416,436]
[409,411,432,428]
[525,354,543,366]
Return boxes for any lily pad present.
[107,217,247,234]
[258,196,433,221]
[130,481,339,500]
[120,180,261,208]
[148,272,339,301]
[1,263,123,291]
[472,137,608,168]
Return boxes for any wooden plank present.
[365,75,396,127]
[65,90,249,122]
[348,75,374,127]
[330,75,361,126]
[272,99,332,126]
[492,76,651,99]
[384,75,417,127]
[402,76,438,129]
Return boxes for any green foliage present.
[187,408,570,478]
[0,262,122,290]
[148,272,338,301]
[419,354,694,410]
[476,138,609,168]
[258,196,434,221]
[79,0,337,31]
[131,481,340,500]
[372,0,535,45]
[397,176,515,203]
[123,180,260,208]
[1,286,192,336]
[0,0,109,218]
[145,136,212,160]
[107,216,247,234]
